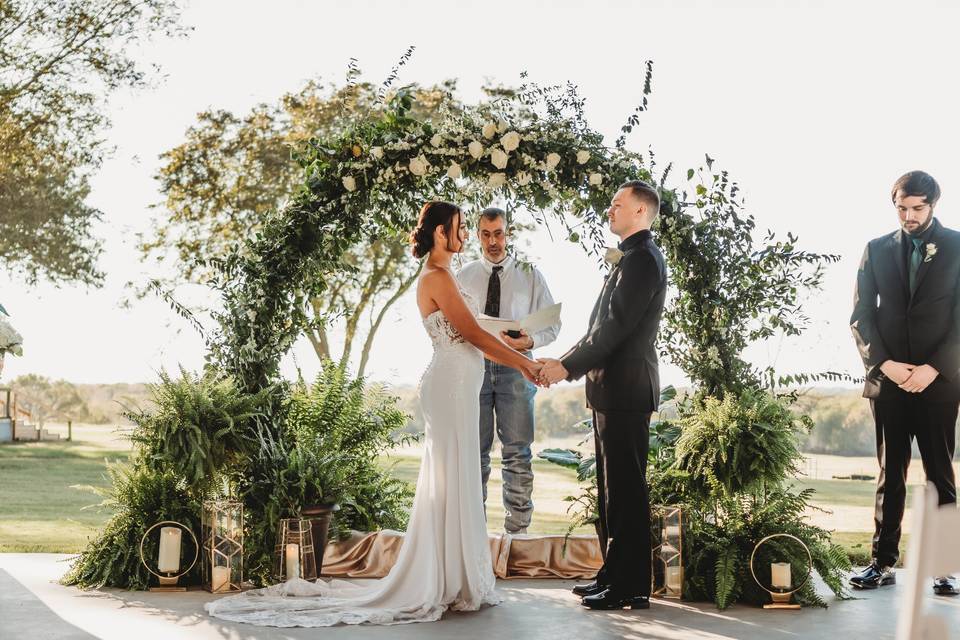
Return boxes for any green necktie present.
[909,237,924,293]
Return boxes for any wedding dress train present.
[205,292,500,627]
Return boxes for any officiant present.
[457,207,561,534]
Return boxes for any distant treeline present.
[7,375,907,457]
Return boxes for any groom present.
[539,180,667,610]
[849,170,960,595]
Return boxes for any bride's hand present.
[523,360,545,387]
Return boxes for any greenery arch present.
[70,59,853,606]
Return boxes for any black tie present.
[484,266,503,317]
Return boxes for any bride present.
[206,201,544,627]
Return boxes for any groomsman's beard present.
[903,215,933,235]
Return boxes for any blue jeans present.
[479,355,536,533]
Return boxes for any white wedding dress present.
[205,290,501,627]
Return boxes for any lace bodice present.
[422,289,480,350]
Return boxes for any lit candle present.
[157,526,181,574]
[664,524,681,539]
[285,543,300,580]
[666,566,682,592]
[211,565,231,592]
[771,562,791,590]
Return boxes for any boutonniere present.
[924,243,938,263]
[604,247,624,266]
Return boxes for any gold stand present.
[763,591,800,610]
[149,575,186,592]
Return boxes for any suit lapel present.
[911,219,941,301]
[892,230,908,294]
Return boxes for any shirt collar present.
[618,229,652,251]
[481,254,513,272]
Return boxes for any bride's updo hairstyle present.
[410,201,463,258]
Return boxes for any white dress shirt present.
[456,254,560,350]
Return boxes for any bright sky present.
[3,0,959,388]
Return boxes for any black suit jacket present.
[850,218,960,401]
[561,229,667,413]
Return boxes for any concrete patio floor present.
[2,554,960,639]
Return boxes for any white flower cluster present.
[0,315,23,356]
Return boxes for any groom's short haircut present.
[892,171,941,206]
[620,180,660,217]
[478,207,507,225]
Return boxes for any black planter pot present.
[301,503,340,573]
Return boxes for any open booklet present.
[477,303,562,338]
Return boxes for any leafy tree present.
[10,374,87,427]
[144,80,476,375]
[0,0,187,286]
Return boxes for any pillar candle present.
[285,543,300,580]
[771,562,792,590]
[211,565,231,592]
[157,526,181,574]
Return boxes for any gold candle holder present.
[749,533,812,610]
[651,505,684,599]
[202,499,244,593]
[139,520,198,592]
[275,518,318,582]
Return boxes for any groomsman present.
[850,170,960,595]
[456,207,561,534]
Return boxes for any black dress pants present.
[592,409,652,595]
[871,394,958,567]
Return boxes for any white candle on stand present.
[771,562,792,590]
[285,544,300,580]
[157,527,181,573]
[211,565,231,592]
[666,566,682,592]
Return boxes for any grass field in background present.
[0,423,908,565]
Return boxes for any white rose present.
[342,175,356,191]
[517,171,532,186]
[430,133,443,148]
[589,173,603,186]
[497,120,509,133]
[409,155,429,176]
[500,131,521,152]
[371,146,384,160]
[468,140,484,159]
[487,172,506,189]
[482,122,497,139]
[447,162,462,179]
[576,150,591,165]
[545,152,561,171]
[490,148,509,170]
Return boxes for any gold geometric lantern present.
[202,499,244,593]
[651,505,683,599]
[275,518,318,583]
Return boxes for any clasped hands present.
[529,357,567,388]
[881,360,939,393]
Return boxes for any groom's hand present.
[880,360,916,385]
[900,363,939,393]
[537,358,568,385]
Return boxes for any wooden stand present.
[149,575,186,593]
[763,591,801,610]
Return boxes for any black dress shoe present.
[933,576,959,596]
[572,581,606,597]
[849,563,896,589]
[581,588,650,610]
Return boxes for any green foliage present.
[8,374,88,427]
[674,389,812,501]
[239,362,413,585]
[127,367,272,495]
[657,159,840,398]
[61,461,200,590]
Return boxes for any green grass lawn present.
[0,426,898,560]
[0,438,130,552]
